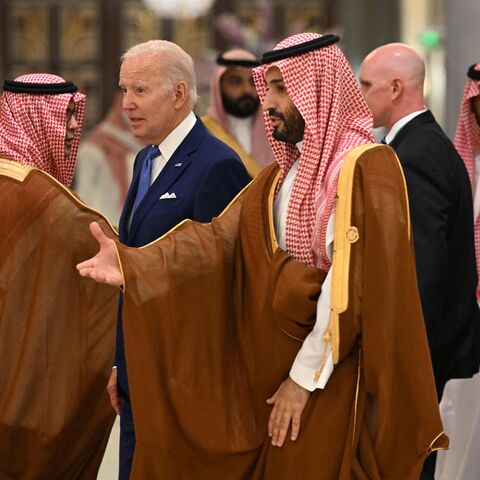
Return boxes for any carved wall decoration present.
[123,4,161,51]
[11,6,48,63]
[60,5,99,62]
[0,0,331,124]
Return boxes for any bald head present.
[359,43,426,130]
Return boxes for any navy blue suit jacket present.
[115,117,251,394]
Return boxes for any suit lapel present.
[128,117,207,242]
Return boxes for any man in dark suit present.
[360,43,480,479]
[109,39,251,479]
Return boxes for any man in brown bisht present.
[202,48,275,177]
[78,33,448,479]
[0,74,118,478]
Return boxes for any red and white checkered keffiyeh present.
[208,49,275,167]
[253,33,374,269]
[454,63,480,296]
[0,73,85,186]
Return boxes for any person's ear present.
[173,81,188,109]
[391,78,403,101]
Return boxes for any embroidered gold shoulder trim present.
[268,170,281,253]
[0,158,34,181]
[330,145,370,363]
[330,144,410,364]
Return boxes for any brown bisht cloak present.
[116,144,448,479]
[0,159,118,479]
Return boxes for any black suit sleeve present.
[193,157,251,222]
[400,146,451,348]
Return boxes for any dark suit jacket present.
[389,110,480,396]
[115,117,251,394]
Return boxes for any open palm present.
[77,222,123,287]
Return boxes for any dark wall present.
[333,0,400,72]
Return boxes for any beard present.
[268,106,305,145]
[221,92,260,118]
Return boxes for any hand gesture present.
[77,222,123,287]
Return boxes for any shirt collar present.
[385,109,427,144]
[156,111,196,161]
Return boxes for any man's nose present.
[68,115,79,131]
[262,91,274,111]
[122,91,135,109]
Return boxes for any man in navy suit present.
[360,43,480,479]
[109,39,251,479]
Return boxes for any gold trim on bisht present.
[329,145,369,363]
[137,177,252,250]
[429,431,448,453]
[329,144,411,364]
[0,158,34,181]
[0,158,119,234]
[268,170,281,254]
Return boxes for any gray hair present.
[122,40,198,105]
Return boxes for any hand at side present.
[266,376,310,447]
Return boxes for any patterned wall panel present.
[60,4,100,127]
[11,6,49,64]
[1,0,332,124]
[123,3,161,51]
[60,5,99,61]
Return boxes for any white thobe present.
[273,145,334,391]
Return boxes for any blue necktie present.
[133,145,160,213]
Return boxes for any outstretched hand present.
[266,377,310,447]
[76,222,123,287]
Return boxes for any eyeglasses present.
[66,106,77,123]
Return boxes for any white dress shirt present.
[273,142,335,391]
[128,111,197,230]
[385,109,427,144]
[150,111,197,184]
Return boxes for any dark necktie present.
[133,145,161,213]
